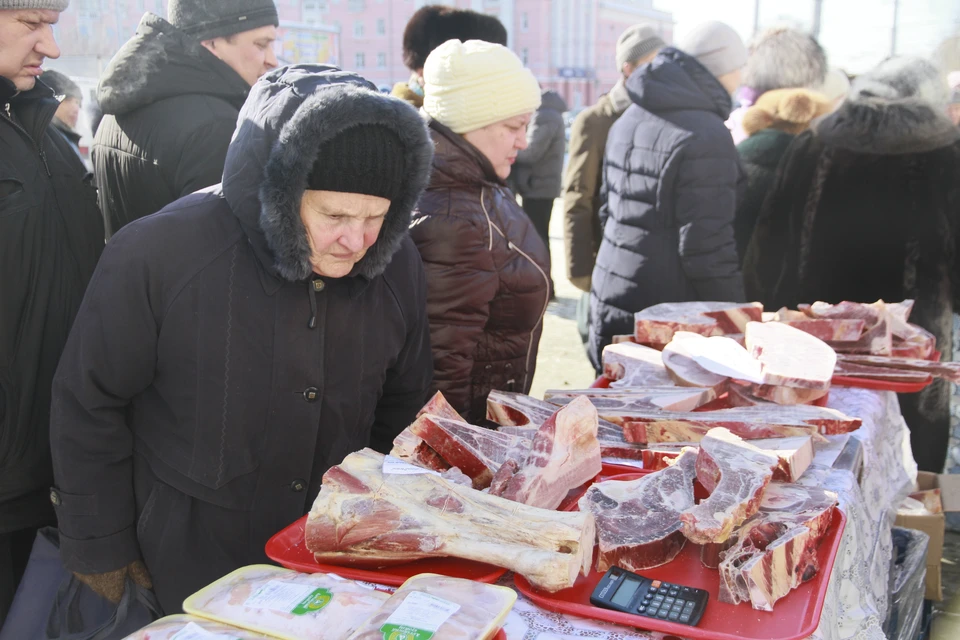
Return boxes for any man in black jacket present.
[589,21,748,369]
[93,0,279,238]
[0,1,104,621]
[50,65,435,614]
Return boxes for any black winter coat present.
[743,95,960,473]
[0,78,104,534]
[589,48,745,368]
[734,128,794,264]
[411,120,550,422]
[50,66,435,613]
[509,90,568,200]
[93,13,251,238]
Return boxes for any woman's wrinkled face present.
[299,190,391,278]
[462,113,532,180]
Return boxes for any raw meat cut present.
[641,436,813,483]
[181,565,390,640]
[598,404,860,444]
[346,574,516,640]
[774,319,865,342]
[123,616,272,639]
[612,334,639,344]
[634,302,764,344]
[601,342,674,387]
[661,333,736,388]
[680,428,779,544]
[417,391,466,421]
[730,381,829,406]
[717,483,838,611]
[833,362,931,383]
[544,387,716,412]
[389,429,452,473]
[486,391,645,460]
[836,354,960,383]
[490,396,602,509]
[579,449,699,571]
[305,449,595,593]
[802,301,892,355]
[745,321,836,390]
[392,414,530,489]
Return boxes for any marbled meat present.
[634,301,763,344]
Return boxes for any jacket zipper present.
[480,186,552,391]
[3,101,53,178]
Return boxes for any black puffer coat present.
[93,13,251,238]
[743,91,960,473]
[588,48,745,368]
[0,77,104,534]
[50,66,434,613]
[410,120,551,422]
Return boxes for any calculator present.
[589,566,709,626]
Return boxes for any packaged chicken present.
[347,573,516,640]
[122,615,272,639]
[182,565,389,640]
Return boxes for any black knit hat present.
[307,125,407,202]
[168,0,279,41]
[402,5,508,71]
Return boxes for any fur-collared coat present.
[50,66,434,613]
[744,84,960,472]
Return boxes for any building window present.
[521,12,528,32]
[355,52,365,68]
[377,18,386,36]
[521,48,529,65]
[377,53,387,68]
[354,21,364,37]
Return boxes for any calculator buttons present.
[679,612,692,623]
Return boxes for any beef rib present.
[640,435,813,483]
[579,449,699,572]
[544,387,716,413]
[305,449,595,593]
[680,428,779,544]
[836,354,960,383]
[634,302,763,344]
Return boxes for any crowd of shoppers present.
[2,0,960,632]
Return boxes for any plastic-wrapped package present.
[883,527,930,640]
[182,565,389,640]
[347,573,516,639]
[122,615,272,639]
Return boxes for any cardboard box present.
[894,472,960,600]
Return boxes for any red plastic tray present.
[514,505,846,640]
[265,515,508,586]
[830,374,932,393]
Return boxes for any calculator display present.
[611,578,642,607]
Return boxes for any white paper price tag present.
[379,591,461,639]
[169,622,240,640]
[243,580,333,616]
[382,455,441,476]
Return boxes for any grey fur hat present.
[744,28,827,94]
[851,57,948,107]
[168,0,278,41]
[40,69,81,100]
[0,0,69,8]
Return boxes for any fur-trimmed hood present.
[222,64,434,282]
[815,57,960,155]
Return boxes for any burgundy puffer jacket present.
[411,120,551,421]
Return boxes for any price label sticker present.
[243,580,333,616]
[169,622,240,640]
[379,591,460,640]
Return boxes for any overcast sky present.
[655,0,960,73]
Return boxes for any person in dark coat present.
[588,21,748,370]
[0,0,104,621]
[509,90,568,247]
[391,4,507,109]
[93,0,279,238]
[743,57,960,473]
[734,87,831,262]
[49,65,435,614]
[37,69,88,167]
[415,39,551,422]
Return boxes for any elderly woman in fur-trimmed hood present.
[48,65,435,613]
[744,57,960,474]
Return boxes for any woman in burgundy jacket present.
[412,39,550,421]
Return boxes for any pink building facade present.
[53,1,672,109]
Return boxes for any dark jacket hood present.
[626,47,732,119]
[540,90,567,114]
[98,13,250,116]
[222,64,434,283]
[814,95,960,155]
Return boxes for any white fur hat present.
[423,39,541,134]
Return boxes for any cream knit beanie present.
[423,39,541,134]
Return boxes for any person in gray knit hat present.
[93,0,279,239]
[0,0,104,623]
[562,23,665,348]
